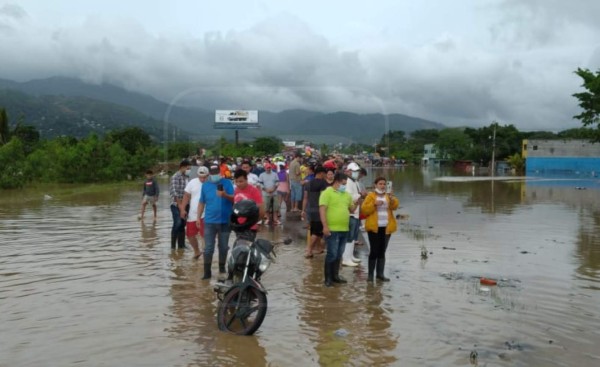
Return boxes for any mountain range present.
[0,76,446,144]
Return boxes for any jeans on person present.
[290,181,303,203]
[325,231,347,264]
[347,216,360,243]
[170,204,186,238]
[367,227,391,260]
[203,222,231,262]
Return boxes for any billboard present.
[214,110,259,129]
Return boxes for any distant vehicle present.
[228,111,249,122]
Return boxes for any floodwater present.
[1,167,600,367]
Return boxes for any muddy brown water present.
[1,168,600,366]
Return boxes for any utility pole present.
[490,123,496,177]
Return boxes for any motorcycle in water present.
[214,200,291,335]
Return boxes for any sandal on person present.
[304,253,313,258]
[193,254,202,260]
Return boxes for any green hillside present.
[0,77,446,143]
[0,89,191,141]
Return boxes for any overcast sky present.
[1,0,599,131]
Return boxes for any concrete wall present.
[524,139,600,158]
[524,139,600,176]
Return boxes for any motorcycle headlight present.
[258,254,271,272]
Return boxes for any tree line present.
[372,124,597,166]
[0,108,286,189]
[364,67,600,167]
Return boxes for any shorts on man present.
[186,218,204,237]
[142,194,158,205]
[310,221,324,237]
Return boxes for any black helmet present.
[230,200,260,232]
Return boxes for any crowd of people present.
[140,151,399,285]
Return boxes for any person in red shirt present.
[233,169,265,238]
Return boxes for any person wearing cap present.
[169,159,191,250]
[341,162,364,266]
[196,164,234,279]
[258,163,280,225]
[180,166,209,259]
[323,159,337,171]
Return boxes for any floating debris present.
[440,272,465,281]
[420,244,428,259]
[442,246,456,250]
[480,277,497,286]
[504,340,524,351]
[334,328,349,337]
[469,350,478,364]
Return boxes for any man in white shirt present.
[241,160,260,187]
[341,162,364,266]
[181,166,209,259]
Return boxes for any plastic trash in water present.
[279,200,287,220]
[480,277,497,286]
[334,328,349,337]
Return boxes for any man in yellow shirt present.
[319,173,359,287]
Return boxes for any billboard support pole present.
[235,129,239,146]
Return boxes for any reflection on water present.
[1,168,600,366]
[295,250,398,366]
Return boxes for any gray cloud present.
[0,3,27,33]
[0,2,598,133]
[491,0,600,47]
[0,3,26,18]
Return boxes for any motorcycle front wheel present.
[217,286,268,335]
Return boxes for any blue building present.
[523,139,600,177]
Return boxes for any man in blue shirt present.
[196,164,234,280]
